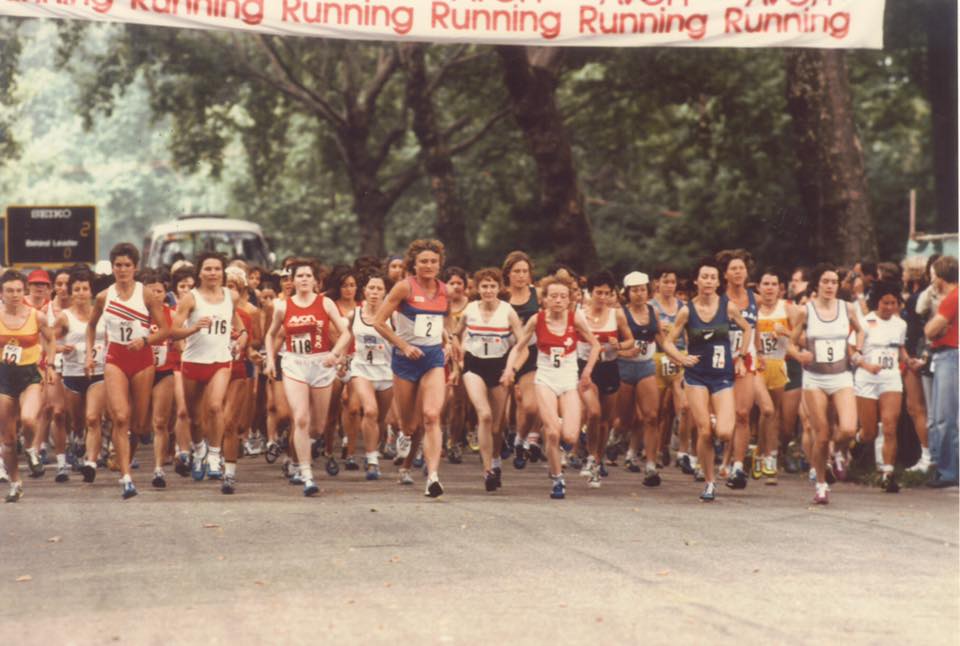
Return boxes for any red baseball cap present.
[27,270,51,284]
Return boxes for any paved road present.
[1,448,957,646]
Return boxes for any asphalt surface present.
[1,447,957,646]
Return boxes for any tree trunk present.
[497,46,597,273]
[399,44,470,266]
[354,185,388,258]
[926,0,958,233]
[785,50,878,264]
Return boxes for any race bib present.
[118,320,135,344]
[814,339,846,364]
[91,343,104,363]
[759,332,779,355]
[711,345,725,369]
[550,347,565,369]
[635,339,655,361]
[872,348,898,372]
[414,314,442,339]
[363,342,387,365]
[660,355,679,376]
[2,343,23,364]
[730,330,744,356]
[480,335,503,358]
[54,353,64,372]
[153,344,168,368]
[290,333,313,354]
[206,316,229,336]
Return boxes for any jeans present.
[932,349,959,481]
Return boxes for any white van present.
[142,214,275,268]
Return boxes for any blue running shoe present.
[598,462,609,478]
[365,463,381,481]
[174,452,191,477]
[699,482,716,502]
[412,449,424,470]
[207,459,223,481]
[513,445,528,470]
[550,479,566,500]
[528,443,543,463]
[191,459,207,481]
[303,479,319,497]
[130,458,140,470]
[325,456,340,476]
[221,474,236,494]
[121,481,138,500]
[568,454,582,470]
[500,442,512,460]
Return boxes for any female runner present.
[443,267,469,464]
[171,252,246,493]
[86,243,170,499]
[661,258,753,502]
[503,251,540,468]
[789,263,863,505]
[373,239,452,498]
[264,260,351,496]
[455,268,524,491]
[578,271,633,488]
[0,270,57,502]
[854,280,916,493]
[53,269,107,484]
[348,271,394,481]
[652,269,693,475]
[615,271,663,486]
[503,274,600,499]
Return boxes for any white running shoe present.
[907,456,932,473]
[580,455,595,478]
[396,433,412,460]
[588,463,601,489]
[0,462,9,483]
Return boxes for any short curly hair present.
[405,239,445,274]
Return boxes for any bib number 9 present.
[814,339,845,364]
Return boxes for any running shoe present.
[40,447,50,465]
[751,452,763,480]
[344,457,359,471]
[567,453,582,470]
[513,444,528,470]
[396,433,412,461]
[808,467,817,482]
[382,436,397,461]
[206,458,223,481]
[833,454,848,482]
[424,475,444,498]
[881,472,900,494]
[174,452,191,477]
[5,481,23,503]
[825,463,837,485]
[221,474,237,494]
[26,450,44,478]
[625,457,641,473]
[80,462,96,483]
[726,468,748,490]
[660,446,672,468]
[412,447,424,469]
[152,470,166,489]
[580,457,593,478]
[265,441,281,464]
[694,468,706,482]
[289,471,305,486]
[550,478,566,500]
[130,458,140,470]
[763,456,778,485]
[448,444,463,465]
[717,463,730,480]
[493,466,502,489]
[906,456,932,473]
[365,463,381,481]
[0,463,9,483]
[678,454,694,475]
[528,443,543,463]
[325,456,340,476]
[467,428,480,453]
[699,482,716,502]
[499,441,512,460]
[813,483,829,505]
[588,463,601,489]
[121,481,138,500]
[598,462,609,478]
[311,440,323,460]
[54,465,69,483]
[397,469,414,485]
[484,470,498,492]
[643,469,662,487]
[303,479,319,497]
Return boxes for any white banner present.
[0,0,885,48]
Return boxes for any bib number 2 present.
[414,314,442,339]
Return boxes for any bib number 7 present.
[711,345,725,369]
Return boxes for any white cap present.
[94,260,113,275]
[623,271,649,288]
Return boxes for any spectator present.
[924,255,958,488]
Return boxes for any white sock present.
[121,474,132,484]
[84,460,96,469]
[733,460,743,472]
[646,461,657,472]
[366,452,379,465]
[492,457,502,469]
[676,451,687,459]
[690,456,700,468]
[225,462,237,477]
[921,447,931,461]
[208,447,221,464]
[26,447,38,458]
[626,450,637,461]
[879,464,893,474]
[56,454,66,468]
[427,471,439,482]
[300,465,313,481]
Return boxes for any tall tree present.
[0,19,23,171]
[497,46,597,272]
[925,0,958,232]
[785,50,878,264]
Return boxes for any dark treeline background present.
[0,0,955,276]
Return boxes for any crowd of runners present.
[1,238,957,504]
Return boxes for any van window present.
[154,231,270,267]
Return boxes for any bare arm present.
[661,307,696,367]
[141,289,170,350]
[263,300,285,379]
[36,310,57,384]
[501,315,537,386]
[373,280,421,360]
[324,297,352,366]
[573,311,602,389]
[170,293,203,340]
[85,292,106,376]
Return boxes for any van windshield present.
[154,231,270,267]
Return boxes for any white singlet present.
[854,312,906,398]
[103,282,150,346]
[61,309,106,377]
[182,288,235,364]
[350,307,393,387]
[462,300,512,359]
